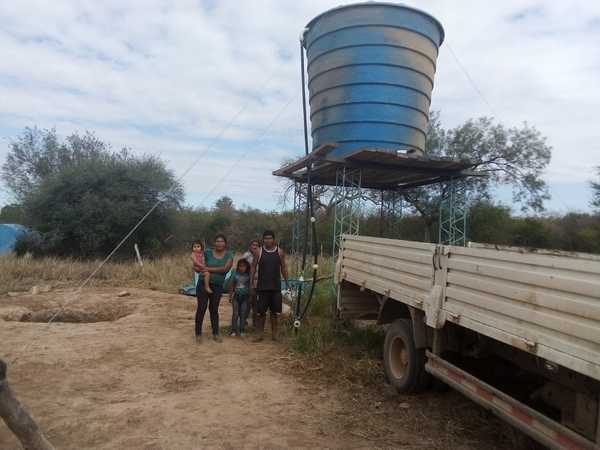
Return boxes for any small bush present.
[13,231,46,257]
[285,279,384,358]
[287,319,334,355]
[303,280,336,319]
[512,217,552,248]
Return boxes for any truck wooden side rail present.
[336,235,600,449]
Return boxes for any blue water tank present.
[303,2,444,159]
[0,224,26,255]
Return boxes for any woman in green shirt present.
[195,234,233,343]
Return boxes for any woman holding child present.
[193,234,233,343]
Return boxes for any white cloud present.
[0,0,599,212]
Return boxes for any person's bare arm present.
[229,278,236,303]
[250,250,258,291]
[206,258,233,273]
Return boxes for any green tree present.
[2,127,109,200]
[401,113,552,240]
[547,213,600,254]
[468,201,514,245]
[4,128,183,258]
[511,217,551,248]
[592,166,600,210]
[207,196,235,238]
[214,196,235,213]
[173,206,211,248]
[0,204,25,224]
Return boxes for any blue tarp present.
[179,268,235,297]
[0,224,26,255]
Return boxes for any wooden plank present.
[468,242,600,264]
[344,240,434,266]
[338,278,380,319]
[343,267,426,308]
[342,259,432,293]
[272,143,336,177]
[447,272,600,321]
[452,245,600,275]
[344,235,436,252]
[446,286,600,345]
[444,299,600,367]
[442,305,600,381]
[343,249,433,278]
[449,252,600,282]
[448,258,600,298]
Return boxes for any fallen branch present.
[0,359,55,450]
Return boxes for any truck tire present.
[383,319,430,393]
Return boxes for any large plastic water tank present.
[303,2,444,158]
[0,224,26,255]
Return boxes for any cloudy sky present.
[0,0,598,213]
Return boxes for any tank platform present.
[273,143,477,191]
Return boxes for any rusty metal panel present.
[339,235,436,310]
[443,245,600,381]
[426,352,598,449]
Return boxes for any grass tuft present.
[284,279,384,358]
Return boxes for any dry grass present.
[0,251,334,296]
[0,253,193,295]
[281,328,522,450]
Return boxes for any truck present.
[335,234,600,449]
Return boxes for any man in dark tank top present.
[251,230,289,342]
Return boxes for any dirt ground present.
[1,288,519,449]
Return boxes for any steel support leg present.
[291,180,312,309]
[332,167,362,264]
[438,178,468,246]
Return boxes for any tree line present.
[1,125,599,259]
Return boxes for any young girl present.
[191,241,212,294]
[229,259,251,336]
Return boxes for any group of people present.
[190,230,288,344]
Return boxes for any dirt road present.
[1,288,514,449]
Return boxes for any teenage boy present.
[251,230,289,342]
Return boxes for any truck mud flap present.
[425,351,598,450]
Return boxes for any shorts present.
[257,290,282,315]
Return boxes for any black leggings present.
[195,280,223,336]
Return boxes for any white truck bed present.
[337,235,600,382]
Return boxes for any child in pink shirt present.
[191,241,212,294]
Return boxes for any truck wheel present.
[383,319,430,393]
